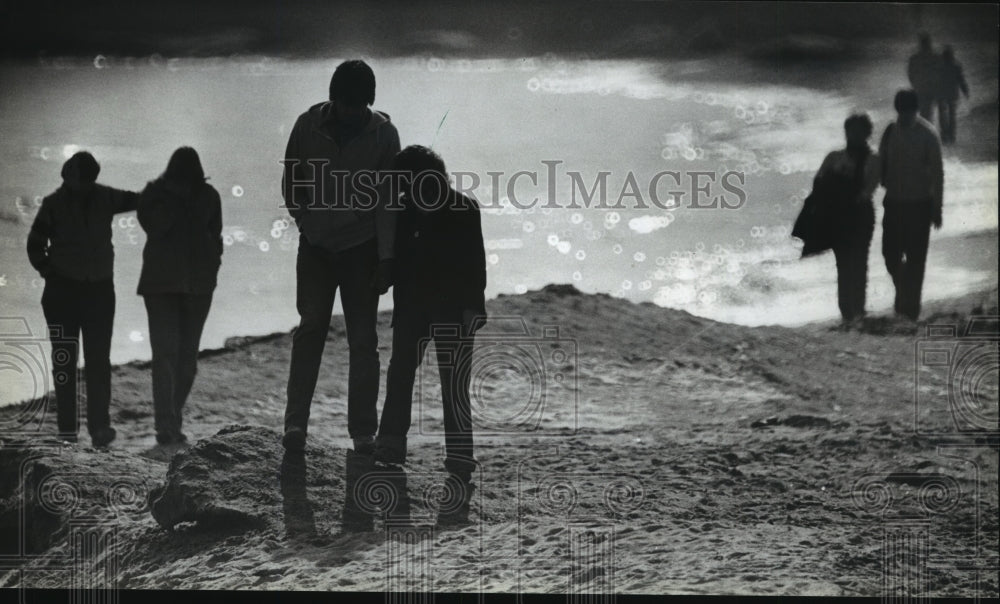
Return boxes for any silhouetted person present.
[26,152,139,446]
[281,59,401,452]
[137,147,222,445]
[374,146,486,490]
[936,45,970,144]
[908,33,940,122]
[878,89,943,322]
[814,114,880,327]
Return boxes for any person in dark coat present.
[137,147,223,445]
[879,89,944,322]
[374,145,487,491]
[280,59,401,453]
[813,114,881,327]
[26,151,139,446]
[936,45,971,144]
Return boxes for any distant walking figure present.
[137,147,223,445]
[908,33,940,122]
[936,45,970,144]
[26,152,139,446]
[375,146,486,490]
[878,89,944,322]
[281,60,401,452]
[814,114,881,326]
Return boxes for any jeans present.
[937,99,958,144]
[41,275,115,437]
[377,307,475,478]
[882,200,933,321]
[144,293,213,441]
[285,237,380,439]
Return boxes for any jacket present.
[878,117,943,208]
[392,190,487,318]
[27,183,139,282]
[136,178,223,296]
[282,102,401,259]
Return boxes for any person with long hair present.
[26,151,139,446]
[813,114,881,327]
[137,147,223,445]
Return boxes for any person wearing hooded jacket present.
[26,151,139,447]
[374,145,487,500]
[137,147,223,446]
[280,60,401,453]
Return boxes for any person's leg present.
[80,280,115,440]
[41,276,81,438]
[432,313,476,481]
[901,203,933,321]
[881,202,905,315]
[832,245,852,322]
[918,94,934,122]
[854,208,875,320]
[376,308,431,461]
[173,293,213,439]
[144,294,182,442]
[285,240,338,437]
[336,239,381,441]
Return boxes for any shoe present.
[436,473,474,527]
[282,427,306,451]
[352,435,375,456]
[156,432,174,445]
[373,435,406,465]
[57,432,78,444]
[91,427,117,448]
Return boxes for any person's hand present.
[371,259,393,294]
[932,207,943,230]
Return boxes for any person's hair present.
[942,45,955,61]
[918,32,932,48]
[163,146,206,188]
[393,144,447,178]
[844,113,873,139]
[894,89,920,113]
[61,151,100,184]
[329,60,376,106]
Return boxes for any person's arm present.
[958,65,970,99]
[928,130,944,228]
[862,152,881,200]
[878,124,893,188]
[282,117,308,222]
[110,186,140,214]
[375,125,401,262]
[812,152,835,190]
[207,185,224,257]
[26,198,53,277]
[455,203,487,303]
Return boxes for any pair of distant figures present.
[908,32,971,144]
[28,59,485,492]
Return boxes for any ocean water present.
[0,55,996,405]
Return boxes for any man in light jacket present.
[281,60,401,452]
[878,89,944,322]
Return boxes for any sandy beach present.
[1,284,996,596]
